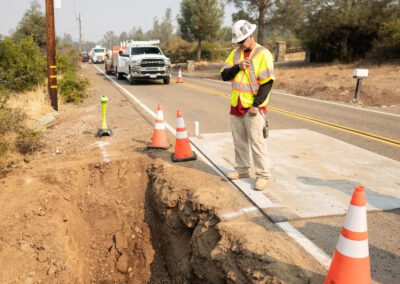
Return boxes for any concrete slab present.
[191,129,400,221]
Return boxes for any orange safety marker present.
[324,186,371,284]
[171,110,197,162]
[147,104,169,150]
[176,68,184,83]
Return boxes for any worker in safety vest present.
[221,20,275,191]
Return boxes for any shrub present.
[57,43,81,73]
[0,37,46,91]
[59,72,89,103]
[15,128,42,155]
[0,108,25,135]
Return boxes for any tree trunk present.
[257,1,266,45]
[197,39,202,61]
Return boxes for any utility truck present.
[104,45,127,75]
[116,40,171,84]
[91,45,106,64]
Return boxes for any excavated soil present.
[0,64,326,283]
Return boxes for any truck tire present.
[129,76,136,85]
[163,78,170,85]
[117,72,124,80]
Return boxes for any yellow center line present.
[181,81,400,148]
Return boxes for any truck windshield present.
[131,47,161,55]
[94,49,105,53]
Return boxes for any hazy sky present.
[1,0,237,42]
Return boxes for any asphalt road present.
[93,65,400,283]
[95,65,400,161]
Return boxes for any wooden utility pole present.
[45,0,58,111]
[78,13,83,53]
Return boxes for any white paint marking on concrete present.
[277,222,332,268]
[91,140,110,162]
[195,121,200,136]
[222,206,258,220]
[204,78,400,118]
[94,65,332,269]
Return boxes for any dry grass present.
[274,63,400,107]
[0,87,49,176]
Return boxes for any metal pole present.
[353,78,363,102]
[45,0,58,111]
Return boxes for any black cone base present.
[171,152,197,162]
[97,128,112,137]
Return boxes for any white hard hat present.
[232,20,257,43]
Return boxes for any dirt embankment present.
[190,61,400,107]
[0,63,326,283]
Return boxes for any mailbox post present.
[353,69,368,102]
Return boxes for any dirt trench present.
[0,152,325,283]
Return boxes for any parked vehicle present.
[116,40,171,84]
[81,51,89,63]
[91,45,106,64]
[104,45,127,75]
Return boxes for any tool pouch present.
[259,109,269,139]
[262,119,269,138]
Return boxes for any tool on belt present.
[244,61,269,139]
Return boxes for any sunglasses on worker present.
[238,38,247,45]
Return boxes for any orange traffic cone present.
[147,104,169,150]
[171,110,197,162]
[324,185,370,284]
[176,68,184,83]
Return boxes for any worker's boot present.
[226,171,250,180]
[254,177,270,191]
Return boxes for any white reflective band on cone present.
[177,118,185,128]
[157,111,164,120]
[336,235,369,258]
[176,131,188,139]
[155,123,165,130]
[344,205,367,232]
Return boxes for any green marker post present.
[97,96,112,137]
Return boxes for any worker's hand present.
[239,58,251,70]
[249,106,258,116]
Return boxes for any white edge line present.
[277,222,332,268]
[203,77,400,118]
[93,64,333,269]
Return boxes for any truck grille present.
[141,70,165,75]
[140,59,164,67]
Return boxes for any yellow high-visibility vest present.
[221,43,275,108]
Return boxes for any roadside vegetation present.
[0,1,89,176]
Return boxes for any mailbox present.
[353,69,368,79]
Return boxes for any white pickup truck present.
[116,40,171,84]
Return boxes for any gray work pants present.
[230,112,271,178]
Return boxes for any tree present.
[13,1,47,48]
[160,8,174,47]
[228,0,275,45]
[61,33,74,45]
[102,31,118,49]
[129,27,146,41]
[270,0,304,34]
[232,10,253,23]
[118,32,129,43]
[177,0,224,61]
[299,0,398,62]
